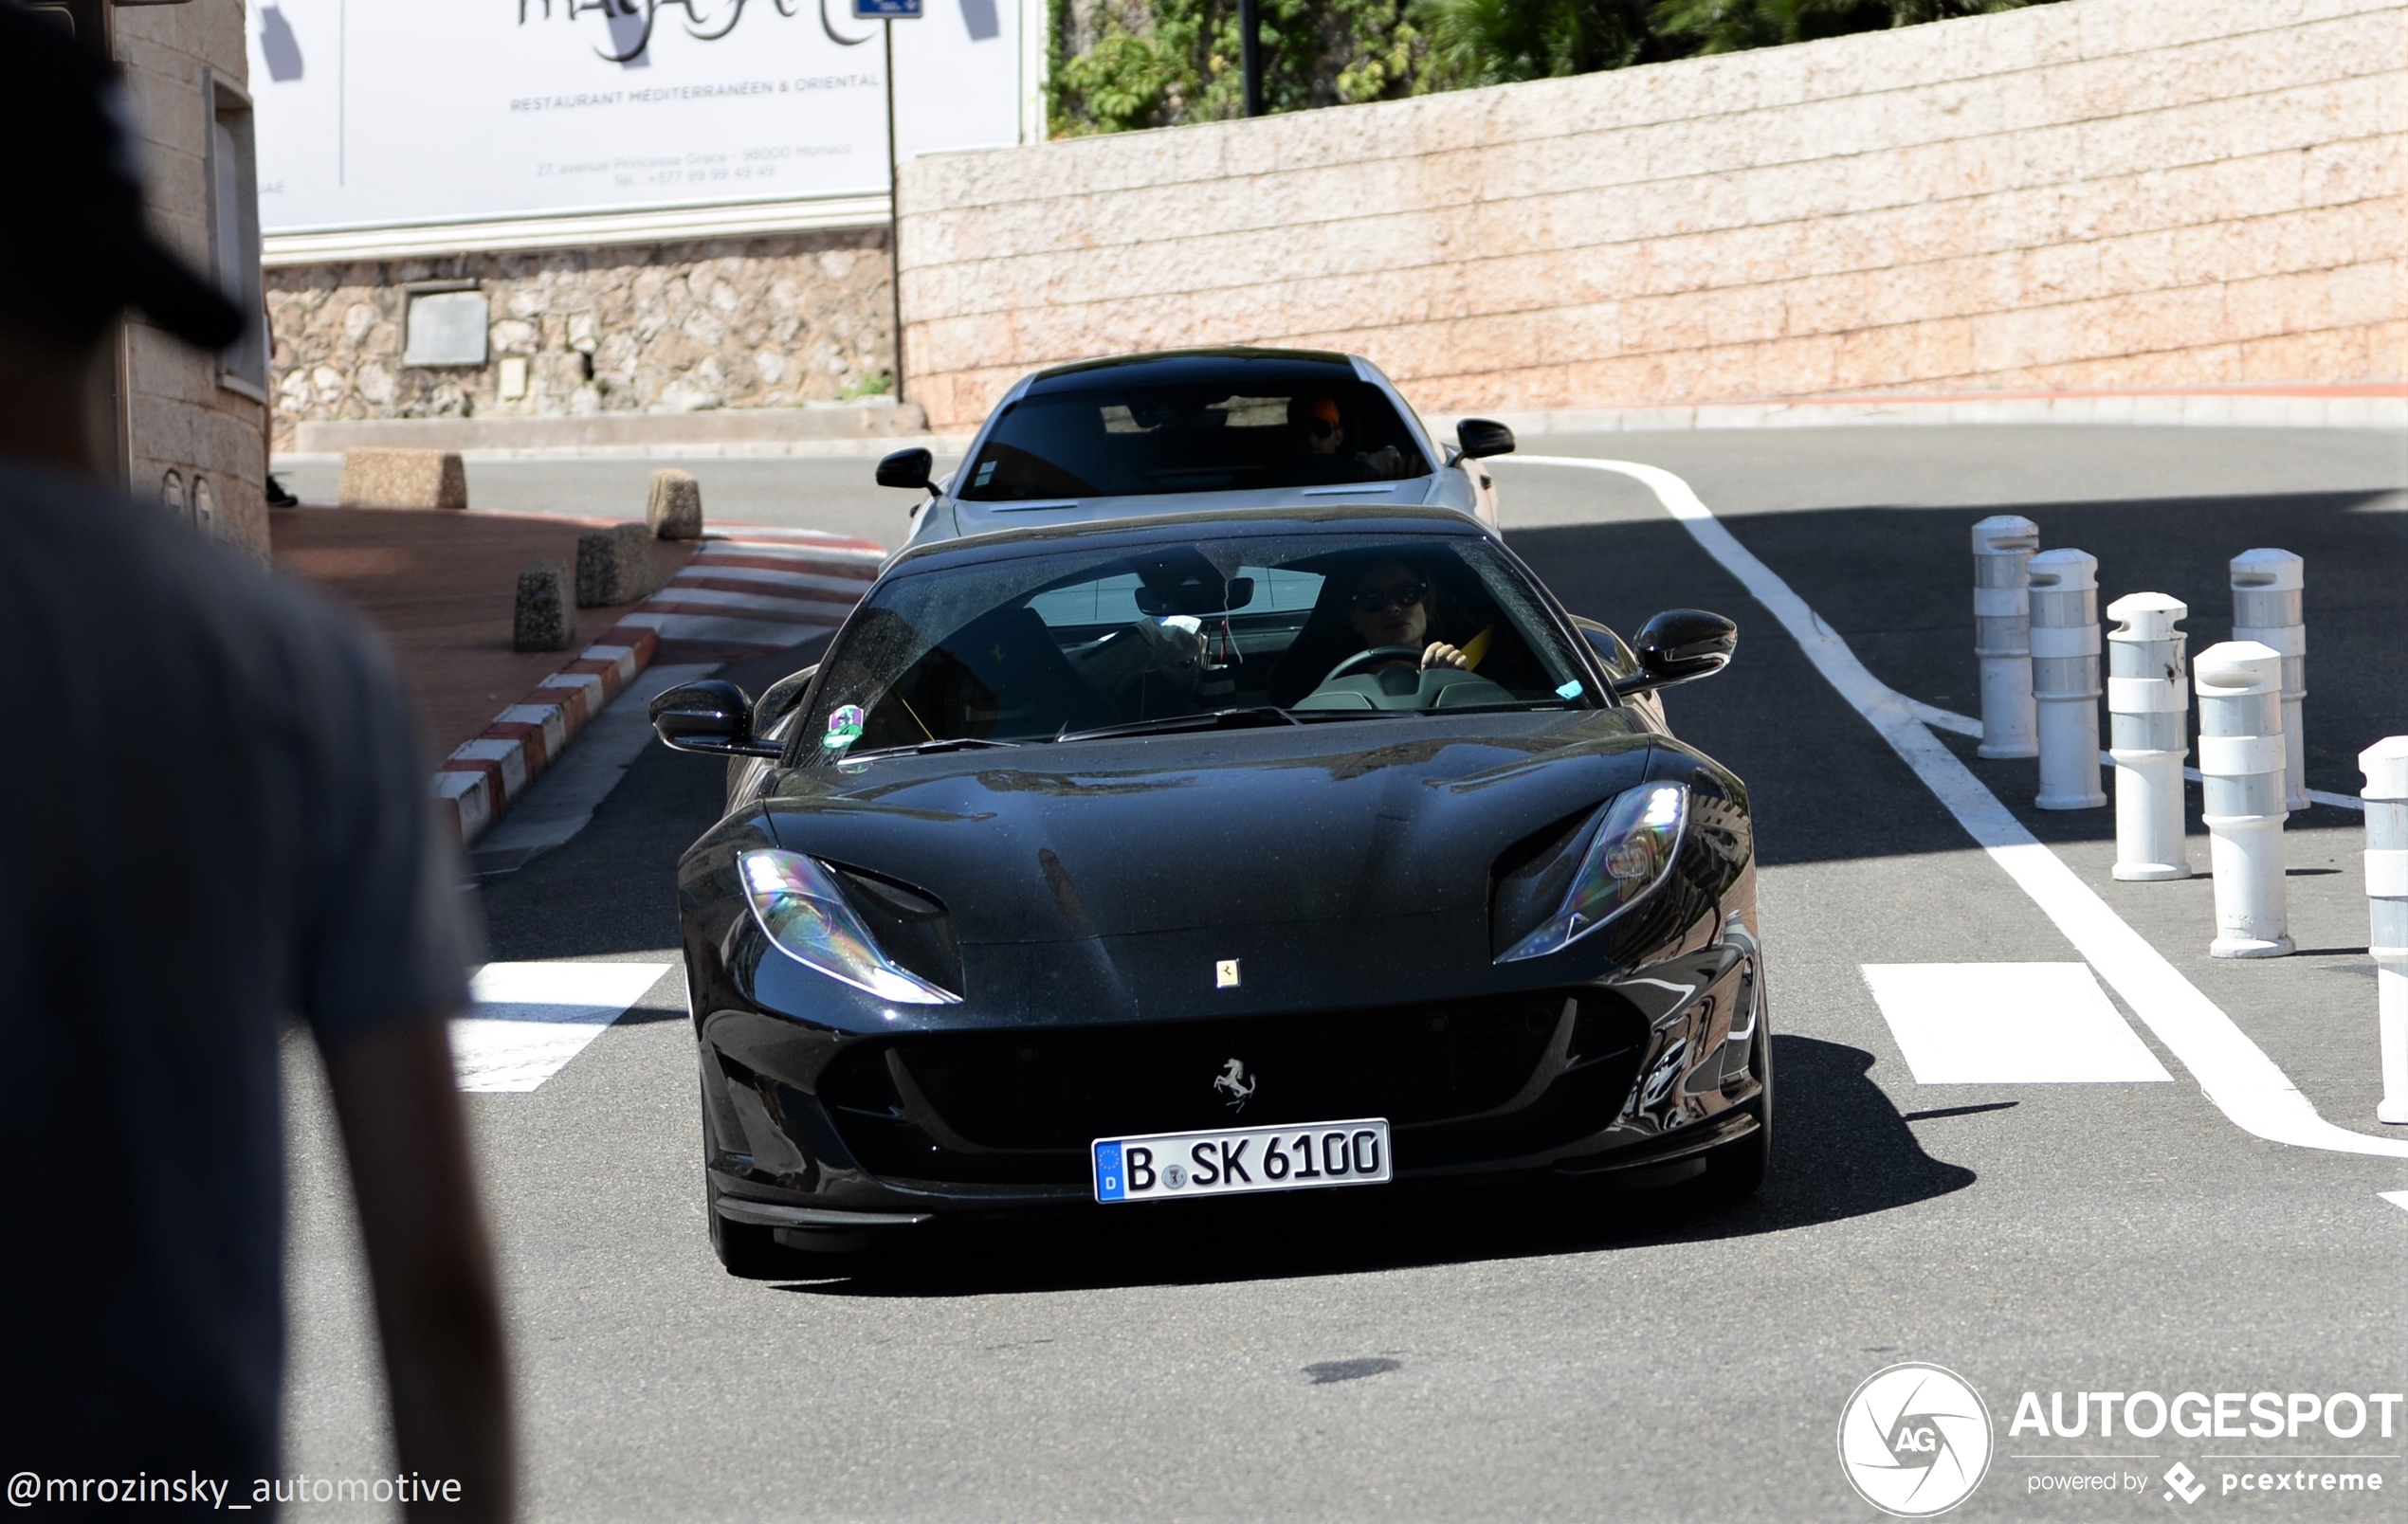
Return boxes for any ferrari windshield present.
[799,529,1594,760]
[958,365,1430,501]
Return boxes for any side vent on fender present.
[826,862,964,996]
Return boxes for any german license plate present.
[1092,1118,1392,1204]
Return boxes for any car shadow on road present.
[774,1034,1975,1298]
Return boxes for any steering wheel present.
[1321,645,1424,686]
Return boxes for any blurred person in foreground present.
[0,11,512,1517]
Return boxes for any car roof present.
[884,503,1487,576]
[1024,347,1359,395]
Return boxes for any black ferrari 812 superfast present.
[650,505,1767,1276]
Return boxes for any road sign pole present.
[884,15,904,403]
[1239,0,1263,117]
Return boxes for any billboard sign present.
[246,0,1022,235]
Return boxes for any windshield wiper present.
[856,736,1020,757]
[1053,707,1302,744]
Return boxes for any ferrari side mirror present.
[876,447,934,491]
[650,680,782,758]
[1456,418,1516,460]
[1571,616,1640,685]
[1615,609,1737,697]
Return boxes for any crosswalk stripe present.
[450,962,674,1093]
[1862,963,2172,1084]
[677,562,878,596]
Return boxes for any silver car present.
[880,348,1516,550]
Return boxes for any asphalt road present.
[281,426,2408,1522]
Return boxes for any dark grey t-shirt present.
[0,464,471,1482]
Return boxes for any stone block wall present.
[898,0,2408,431]
[265,231,894,453]
[116,0,270,554]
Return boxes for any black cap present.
[0,3,244,351]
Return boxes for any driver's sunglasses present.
[1307,418,1341,438]
[1351,581,1427,614]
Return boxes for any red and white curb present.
[429,527,885,847]
[430,626,661,846]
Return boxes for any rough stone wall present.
[900,0,2408,432]
[1057,0,1154,58]
[116,0,269,554]
[265,231,894,453]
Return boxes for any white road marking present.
[699,530,887,562]
[2382,1191,2408,1213]
[1512,455,2408,1160]
[451,961,674,1093]
[1861,963,2173,1084]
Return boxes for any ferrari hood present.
[760,714,1654,946]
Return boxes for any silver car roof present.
[911,349,1468,551]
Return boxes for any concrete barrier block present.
[513,560,573,652]
[647,468,703,540]
[576,522,663,608]
[337,448,467,511]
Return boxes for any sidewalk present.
[271,505,885,844]
[270,505,698,757]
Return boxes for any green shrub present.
[1049,1,1433,136]
[1045,0,2062,130]
[1651,0,2046,57]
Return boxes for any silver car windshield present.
[799,532,1595,762]
[958,379,1431,501]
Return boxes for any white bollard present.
[2028,548,2106,809]
[2106,592,2191,880]
[2362,737,2408,1124]
[2231,549,2307,812]
[1972,516,2040,759]
[2195,642,2291,957]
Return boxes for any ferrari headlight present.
[1498,783,1687,963]
[739,849,959,1005]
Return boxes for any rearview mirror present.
[876,447,934,491]
[1136,576,1254,617]
[1456,418,1516,460]
[650,680,782,758]
[1615,609,1736,697]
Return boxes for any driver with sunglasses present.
[1290,395,1405,479]
[1344,559,1469,674]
